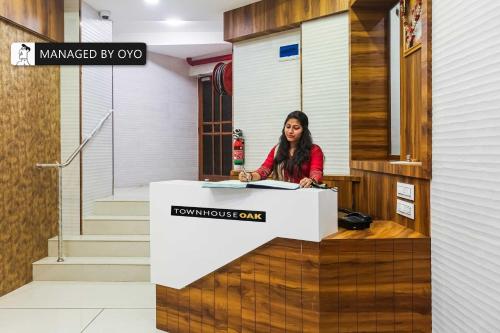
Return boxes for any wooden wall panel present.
[156,285,168,331]
[0,0,64,42]
[179,287,191,332]
[400,0,432,169]
[254,255,270,332]
[0,20,60,297]
[356,240,376,332]
[167,286,180,332]
[412,238,432,332]
[301,241,320,333]
[319,241,339,333]
[337,241,357,332]
[189,281,203,332]
[215,268,229,333]
[202,273,216,332]
[227,261,242,333]
[322,175,360,210]
[241,255,255,333]
[375,240,395,332]
[157,230,430,333]
[351,169,430,236]
[419,0,432,170]
[224,0,349,42]
[350,8,390,160]
[350,160,430,179]
[393,239,413,333]
[269,250,286,332]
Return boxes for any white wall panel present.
[302,13,350,175]
[233,30,301,170]
[432,1,500,331]
[113,52,198,188]
[60,10,80,235]
[81,2,113,216]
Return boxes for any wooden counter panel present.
[157,232,431,332]
[326,221,426,240]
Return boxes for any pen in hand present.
[241,166,252,182]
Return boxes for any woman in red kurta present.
[238,111,324,188]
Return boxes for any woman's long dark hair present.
[273,111,313,179]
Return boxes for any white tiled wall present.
[113,52,198,188]
[432,0,500,331]
[302,13,350,175]
[60,10,80,235]
[81,2,113,216]
[233,30,302,170]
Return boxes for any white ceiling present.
[84,0,260,59]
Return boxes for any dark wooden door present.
[198,76,233,181]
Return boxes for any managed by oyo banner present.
[171,206,266,223]
[11,42,147,66]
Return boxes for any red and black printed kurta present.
[255,144,324,184]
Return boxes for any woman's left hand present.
[299,177,313,188]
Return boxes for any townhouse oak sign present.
[171,206,266,223]
[11,42,147,66]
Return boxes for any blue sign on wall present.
[279,43,299,59]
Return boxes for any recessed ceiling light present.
[164,18,187,26]
[144,0,159,5]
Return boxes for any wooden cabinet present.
[0,0,64,42]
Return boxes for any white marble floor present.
[0,281,164,333]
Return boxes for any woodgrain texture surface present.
[350,7,390,160]
[230,171,361,210]
[351,169,430,236]
[350,160,430,179]
[0,0,64,42]
[401,0,432,172]
[327,220,426,239]
[157,229,431,332]
[348,0,432,237]
[224,0,349,42]
[0,20,60,296]
[350,0,432,176]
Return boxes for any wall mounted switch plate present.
[397,182,415,201]
[397,199,415,220]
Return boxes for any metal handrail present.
[36,109,114,262]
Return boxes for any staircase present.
[32,195,151,282]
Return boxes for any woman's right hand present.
[239,171,250,182]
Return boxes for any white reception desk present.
[150,180,337,289]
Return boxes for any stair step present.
[33,257,150,282]
[83,215,150,235]
[93,200,149,216]
[48,235,150,257]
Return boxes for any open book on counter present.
[202,179,300,190]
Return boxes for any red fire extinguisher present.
[233,129,244,168]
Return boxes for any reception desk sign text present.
[171,206,266,223]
